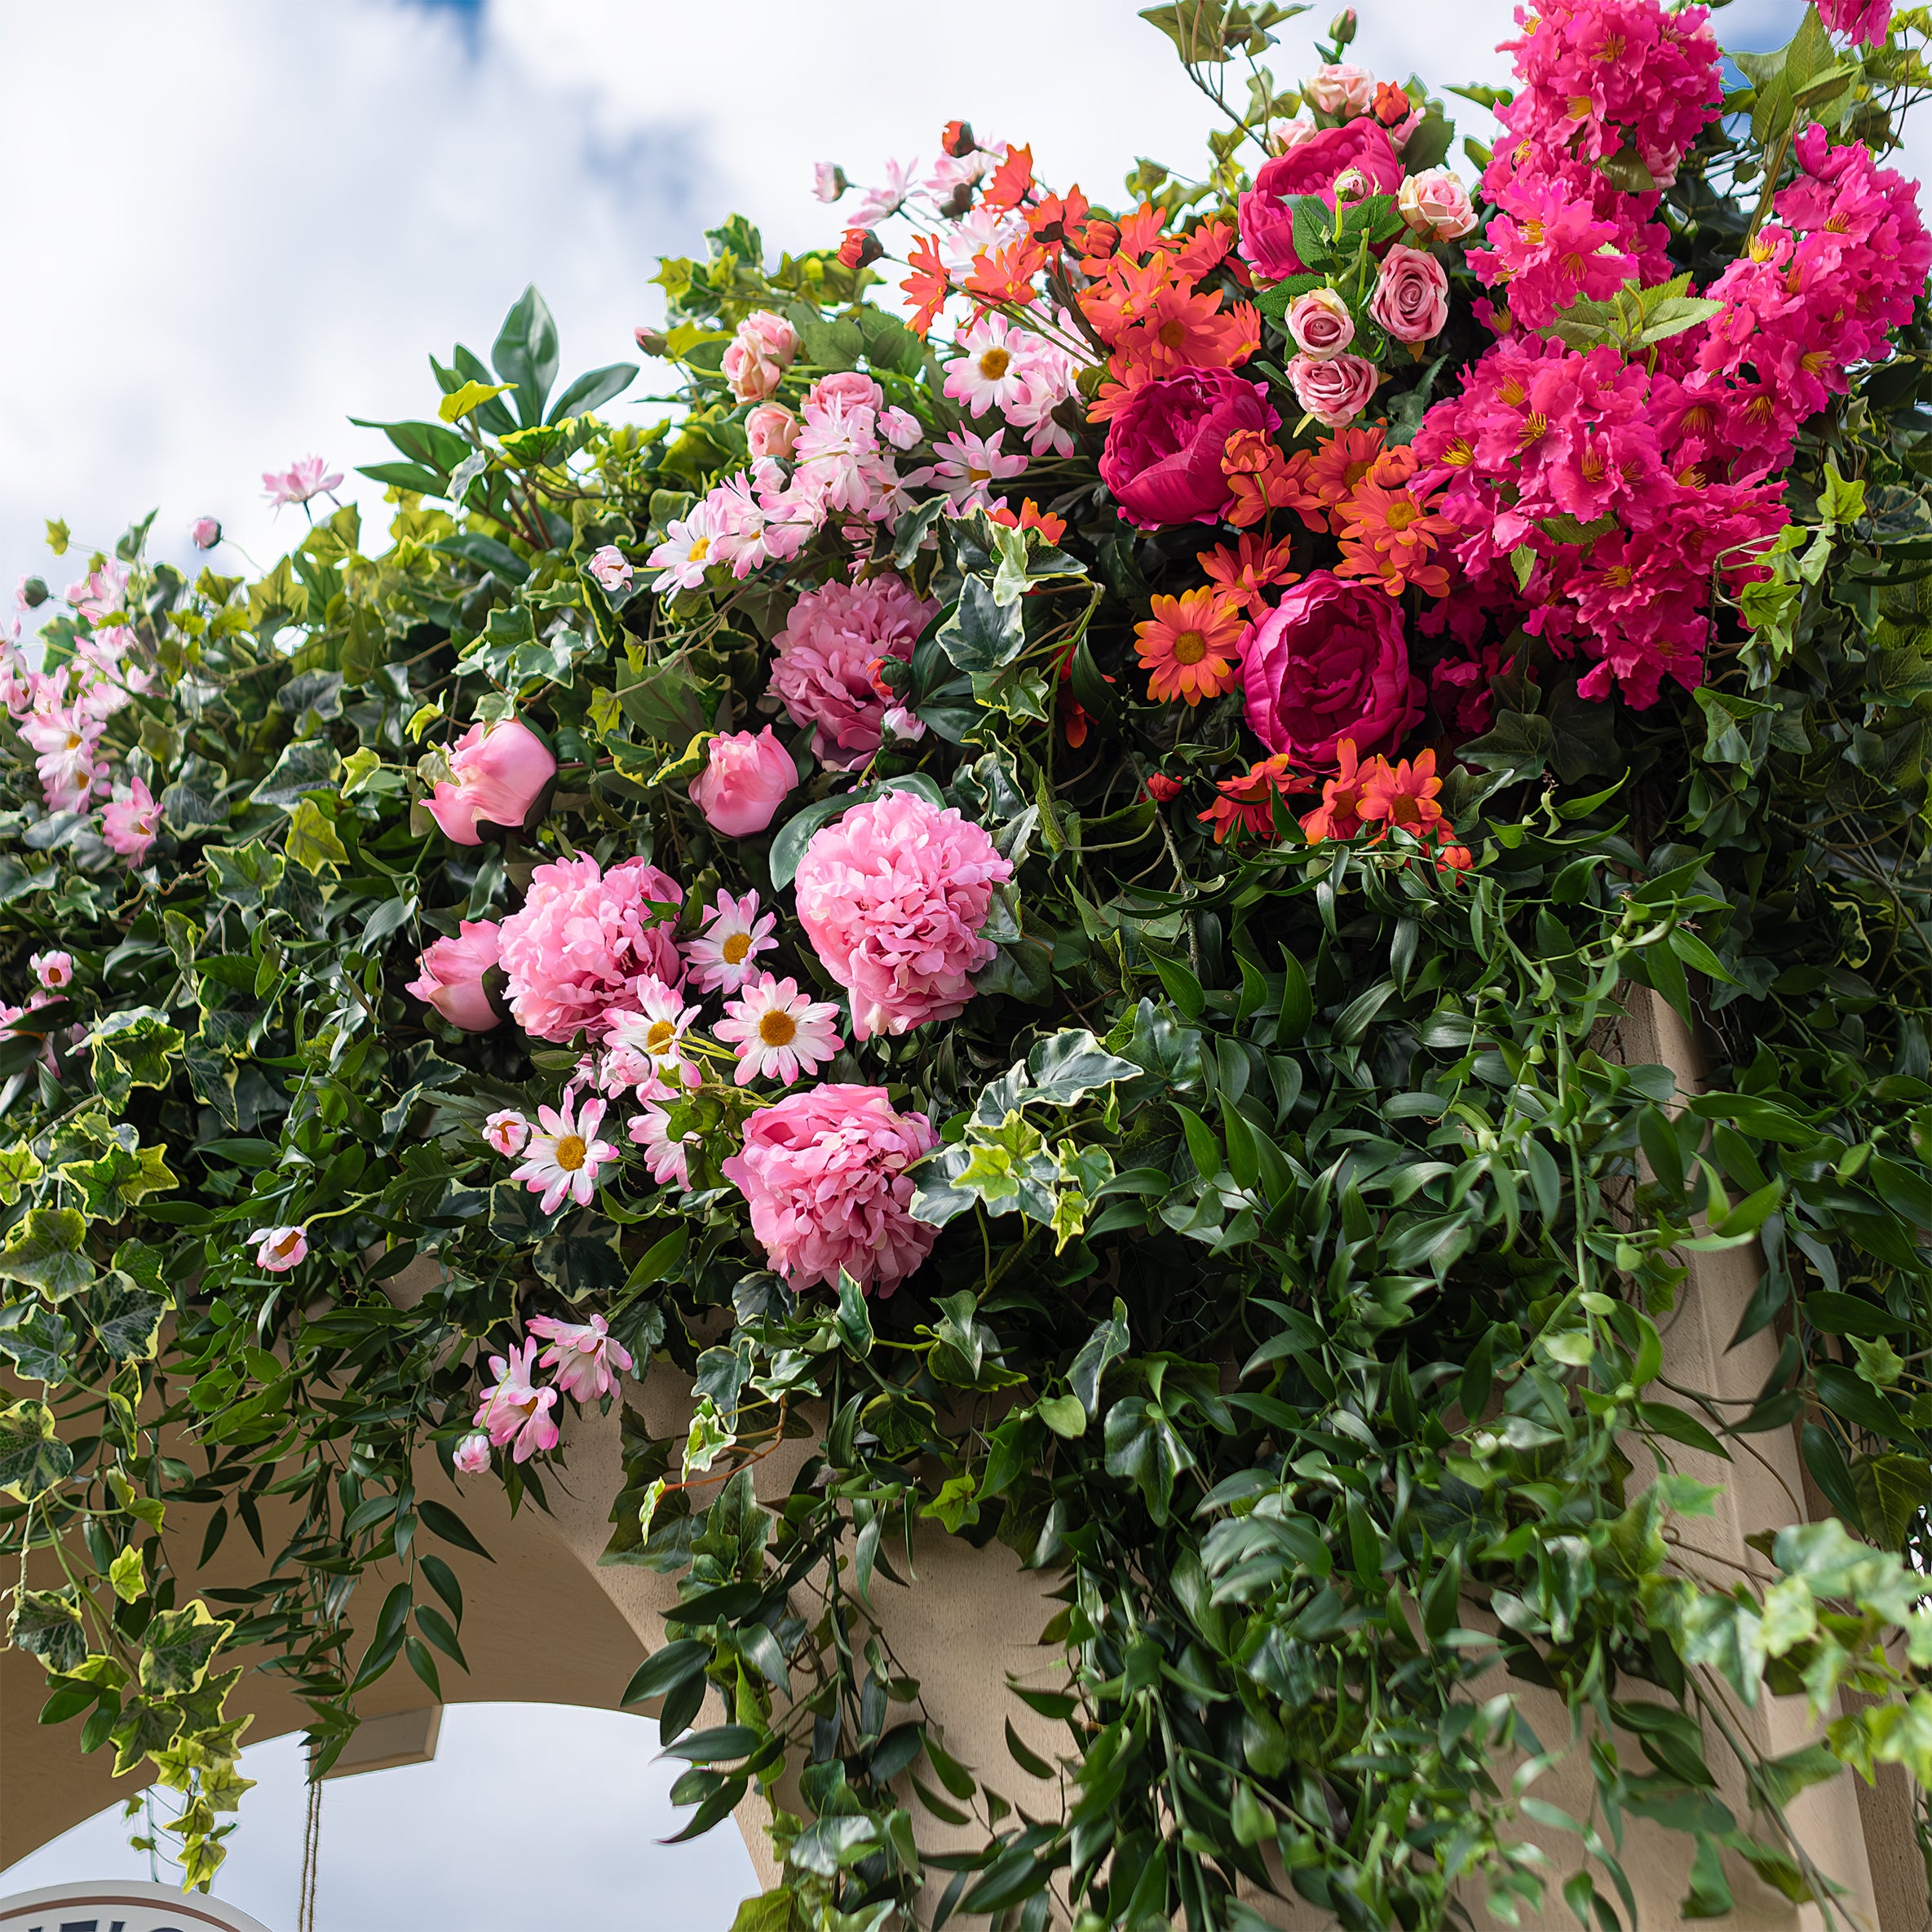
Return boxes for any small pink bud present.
[452,1431,493,1475]
[190,517,222,550]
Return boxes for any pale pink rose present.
[1285,287,1356,361]
[472,1337,559,1463]
[496,855,685,1043]
[427,718,556,846]
[406,920,504,1032]
[771,575,936,768]
[101,773,161,861]
[882,705,926,742]
[190,516,222,550]
[813,161,848,202]
[527,1311,634,1404]
[722,310,798,403]
[586,545,633,593]
[451,1431,493,1474]
[1368,244,1449,343]
[688,726,798,837]
[1272,117,1320,152]
[721,1084,939,1295]
[794,791,1013,1040]
[808,371,885,413]
[1398,169,1478,242]
[1306,63,1376,117]
[746,404,798,460]
[30,951,73,991]
[484,1108,530,1156]
[1287,351,1380,428]
[250,1224,308,1272]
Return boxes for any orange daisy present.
[963,238,1049,309]
[1197,754,1311,843]
[1134,589,1247,705]
[1198,533,1299,618]
[1356,748,1454,841]
[1299,427,1390,528]
[1335,476,1456,599]
[989,498,1069,546]
[1222,428,1299,529]
[903,235,950,336]
[1110,285,1258,382]
[982,143,1035,212]
[1299,739,1373,842]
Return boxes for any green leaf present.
[438,378,515,424]
[285,796,349,873]
[0,1207,95,1299]
[87,1009,185,1111]
[0,1399,73,1500]
[138,1601,232,1695]
[491,285,560,427]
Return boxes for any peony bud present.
[406,920,505,1032]
[839,227,886,271]
[19,576,46,608]
[426,717,557,845]
[586,545,634,593]
[190,517,222,550]
[688,726,798,838]
[813,161,848,202]
[634,326,670,356]
[452,1431,493,1475]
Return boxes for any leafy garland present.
[5,5,1932,1929]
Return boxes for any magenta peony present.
[406,919,504,1032]
[1099,368,1280,531]
[1820,0,1891,41]
[1238,121,1404,278]
[1242,572,1425,767]
[771,575,936,767]
[427,717,557,846]
[688,726,798,837]
[793,790,1013,1040]
[1368,245,1450,343]
[721,1083,939,1294]
[496,855,684,1042]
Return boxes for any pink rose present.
[1368,245,1449,343]
[1272,117,1320,152]
[1242,571,1425,767]
[1305,62,1376,117]
[1239,122,1404,278]
[721,1084,939,1295]
[1287,351,1380,428]
[1099,368,1281,531]
[406,920,505,1032]
[745,403,798,460]
[1285,287,1356,360]
[808,371,885,413]
[688,726,798,837]
[722,310,798,403]
[1398,169,1477,242]
[426,717,557,846]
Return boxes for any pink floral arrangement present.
[769,576,936,767]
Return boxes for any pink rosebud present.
[722,310,798,404]
[484,1107,530,1156]
[1284,287,1356,361]
[29,951,73,991]
[426,716,557,846]
[1306,62,1376,118]
[687,727,798,838]
[745,403,798,460]
[808,371,885,414]
[586,545,633,593]
[452,1431,493,1474]
[813,161,848,202]
[1272,117,1320,153]
[250,1224,308,1272]
[1286,351,1380,428]
[882,705,926,743]
[1368,244,1449,343]
[407,920,504,1032]
[1398,169,1477,242]
[190,516,222,550]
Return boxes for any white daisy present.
[713,974,844,1088]
[683,889,779,995]
[646,498,723,594]
[511,1095,618,1213]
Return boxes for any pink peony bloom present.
[882,705,926,742]
[687,726,798,837]
[496,855,685,1043]
[723,310,798,403]
[484,1108,530,1156]
[100,773,161,861]
[1243,571,1425,767]
[721,1083,939,1295]
[527,1311,634,1404]
[29,951,73,991]
[1287,351,1381,428]
[586,545,633,593]
[683,888,778,995]
[629,1104,698,1188]
[452,1430,493,1474]
[262,455,343,507]
[1306,62,1376,117]
[1239,122,1403,277]
[472,1337,559,1462]
[771,575,936,768]
[190,516,222,550]
[1285,288,1356,360]
[1100,367,1281,530]
[406,920,504,1032]
[1368,245,1449,343]
[250,1224,308,1272]
[1399,170,1478,241]
[746,403,799,460]
[713,972,844,1087]
[426,717,557,846]
[793,791,1013,1040]
[512,1094,618,1213]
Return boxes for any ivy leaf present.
[10,1586,87,1673]
[87,1010,185,1111]
[0,1399,74,1500]
[0,1300,73,1382]
[285,795,349,873]
[82,1273,170,1361]
[249,738,342,810]
[0,1207,95,1300]
[137,1601,232,1695]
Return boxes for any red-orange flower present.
[983,143,1035,213]
[1300,739,1373,841]
[838,227,884,271]
[941,120,976,158]
[1198,754,1310,842]
[1078,252,1176,344]
[1373,81,1413,126]
[1298,427,1389,528]
[990,498,1070,546]
[1198,533,1299,617]
[1335,474,1456,598]
[1173,219,1235,281]
[1356,747,1453,841]
[1026,185,1092,251]
[903,235,950,335]
[1145,771,1183,802]
[1222,428,1298,529]
[1134,588,1246,705]
[964,238,1050,308]
[1111,289,1260,384]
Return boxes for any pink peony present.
[1306,62,1376,117]
[427,717,557,846]
[527,1311,634,1404]
[1243,572,1425,767]
[745,403,798,459]
[1287,352,1380,428]
[1368,245,1449,343]
[452,1430,493,1474]
[190,516,222,550]
[771,575,936,768]
[687,726,798,837]
[100,773,161,861]
[1239,122,1404,278]
[793,791,1013,1040]
[1285,288,1356,360]
[473,1337,559,1463]
[721,1084,939,1295]
[1099,368,1281,531]
[497,855,684,1042]
[1399,170,1478,241]
[250,1224,308,1272]
[723,310,798,403]
[406,920,504,1032]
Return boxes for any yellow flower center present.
[555,1134,586,1172]
[722,932,752,964]
[967,465,993,482]
[688,535,711,561]
[64,732,82,750]
[979,347,1011,380]
[1173,630,1209,665]
[1386,499,1419,530]
[1444,439,1474,467]
[646,1020,676,1051]
[758,1010,798,1046]
[1159,318,1188,349]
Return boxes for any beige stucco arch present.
[3,993,1925,1928]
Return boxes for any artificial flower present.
[484,1109,530,1157]
[425,717,556,846]
[1134,589,1246,705]
[406,921,504,1033]
[713,972,844,1087]
[527,1311,634,1404]
[250,1225,308,1273]
[683,888,779,996]
[472,1337,559,1463]
[511,1094,618,1213]
[688,726,798,837]
[262,456,343,507]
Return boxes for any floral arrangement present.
[7,2,1932,1925]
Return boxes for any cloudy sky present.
[0,0,1901,1925]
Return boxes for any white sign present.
[0,1881,272,1932]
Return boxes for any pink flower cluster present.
[770,574,936,768]
[939,312,1081,458]
[794,790,1013,1040]
[466,1313,633,1466]
[720,1083,939,1294]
